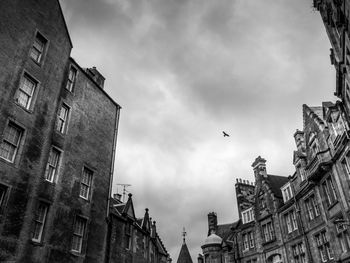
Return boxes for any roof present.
[216,223,233,240]
[266,174,289,199]
[177,243,193,263]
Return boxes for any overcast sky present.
[60,0,335,261]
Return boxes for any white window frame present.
[242,207,254,224]
[56,103,70,134]
[32,202,49,242]
[79,167,93,200]
[281,183,293,203]
[15,74,38,110]
[45,147,61,183]
[0,122,23,163]
[71,216,87,253]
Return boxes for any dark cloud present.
[60,0,336,260]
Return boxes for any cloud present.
[60,0,336,260]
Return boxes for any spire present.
[176,229,193,263]
[182,227,187,244]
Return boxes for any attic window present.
[242,207,254,224]
[281,183,293,203]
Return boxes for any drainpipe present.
[106,105,121,218]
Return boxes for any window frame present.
[32,202,49,243]
[79,167,93,200]
[315,230,334,262]
[14,73,39,111]
[56,103,70,134]
[322,175,338,207]
[0,184,9,212]
[66,66,78,92]
[44,146,62,183]
[71,216,87,253]
[261,221,275,243]
[0,121,24,163]
[29,31,48,65]
[281,183,293,203]
[242,207,255,224]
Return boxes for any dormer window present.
[242,207,254,224]
[281,183,293,203]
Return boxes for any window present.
[322,176,337,206]
[56,104,70,134]
[242,207,255,224]
[0,184,8,210]
[125,223,132,249]
[292,242,307,263]
[249,232,255,248]
[330,111,345,143]
[0,122,23,162]
[45,147,61,183]
[260,195,266,209]
[341,152,350,179]
[243,233,249,251]
[30,32,47,63]
[71,216,87,253]
[15,74,37,110]
[297,164,306,182]
[80,167,93,200]
[285,210,298,233]
[281,183,293,202]
[309,134,319,159]
[66,67,77,92]
[315,231,333,262]
[32,202,49,242]
[262,221,275,243]
[305,194,320,221]
[336,220,350,253]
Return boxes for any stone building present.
[0,0,122,262]
[106,193,171,263]
[198,103,350,263]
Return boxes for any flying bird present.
[223,131,230,137]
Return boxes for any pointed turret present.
[177,228,193,263]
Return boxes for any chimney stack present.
[252,156,267,179]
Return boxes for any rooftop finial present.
[182,227,187,244]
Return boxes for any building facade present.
[106,193,171,263]
[199,105,350,263]
[198,1,350,263]
[0,0,122,262]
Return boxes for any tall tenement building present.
[0,0,121,262]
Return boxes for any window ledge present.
[30,240,44,247]
[30,57,43,67]
[327,201,339,210]
[70,251,85,257]
[13,101,33,114]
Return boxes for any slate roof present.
[176,243,193,263]
[266,174,289,199]
[216,223,233,240]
